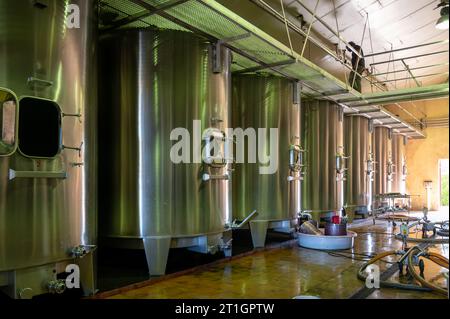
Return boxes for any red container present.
[331,216,341,224]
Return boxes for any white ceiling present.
[219,0,449,91]
[274,0,449,89]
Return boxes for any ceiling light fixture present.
[436,0,449,30]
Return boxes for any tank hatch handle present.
[9,169,67,180]
[63,111,82,123]
[202,172,229,181]
[27,77,53,88]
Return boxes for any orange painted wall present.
[406,98,449,210]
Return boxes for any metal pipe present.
[347,93,449,107]
[365,40,449,58]
[234,210,259,228]
[424,117,449,128]
[370,50,449,66]
[372,72,449,84]
[371,63,449,77]
[339,84,449,103]
[401,60,421,87]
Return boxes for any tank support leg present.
[77,251,97,296]
[222,230,233,257]
[250,221,269,248]
[143,237,172,276]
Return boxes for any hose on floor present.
[301,247,396,264]
[357,250,432,292]
[437,229,449,237]
[376,214,420,222]
[358,247,449,295]
[407,246,449,296]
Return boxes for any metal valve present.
[47,279,66,295]
[202,128,231,168]
[71,245,88,258]
[366,152,374,175]
[336,147,350,180]
[288,144,305,182]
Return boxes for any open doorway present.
[439,159,449,209]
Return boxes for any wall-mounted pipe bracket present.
[63,142,83,157]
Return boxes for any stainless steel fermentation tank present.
[390,134,408,208]
[391,134,407,194]
[373,126,394,200]
[99,30,232,276]
[344,116,374,221]
[232,75,301,248]
[0,0,97,298]
[301,100,345,222]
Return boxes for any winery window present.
[18,97,62,158]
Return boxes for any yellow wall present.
[406,98,449,210]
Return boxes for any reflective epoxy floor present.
[101,211,449,299]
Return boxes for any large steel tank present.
[344,116,374,222]
[232,75,301,248]
[0,0,97,298]
[99,30,232,275]
[373,126,393,199]
[302,100,345,222]
[391,134,407,194]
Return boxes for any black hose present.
[436,229,449,237]
[357,256,433,292]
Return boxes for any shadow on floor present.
[96,230,293,292]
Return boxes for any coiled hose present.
[357,250,432,292]
[407,246,449,296]
[358,248,449,295]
